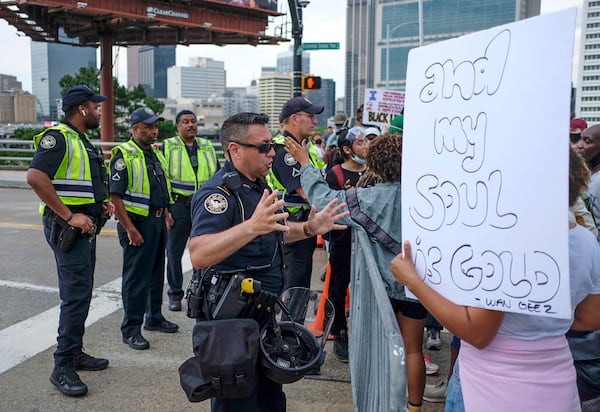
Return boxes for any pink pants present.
[459,334,581,412]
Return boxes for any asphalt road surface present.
[0,185,449,412]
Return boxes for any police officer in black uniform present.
[27,85,112,397]
[189,112,348,412]
[110,107,178,351]
[268,97,325,290]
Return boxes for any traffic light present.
[303,75,322,90]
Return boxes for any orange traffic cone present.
[316,234,324,248]
[345,287,351,313]
[308,262,332,338]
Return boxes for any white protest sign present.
[401,9,576,319]
[363,88,405,131]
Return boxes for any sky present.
[0,0,581,98]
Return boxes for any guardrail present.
[350,227,407,411]
[0,139,225,169]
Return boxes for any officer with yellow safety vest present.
[161,110,219,311]
[267,96,325,290]
[27,85,113,397]
[110,107,179,351]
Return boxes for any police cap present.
[62,85,106,111]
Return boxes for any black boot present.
[333,330,349,362]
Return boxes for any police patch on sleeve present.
[204,193,228,214]
[284,153,297,166]
[114,158,126,171]
[39,135,56,149]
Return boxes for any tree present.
[59,68,175,140]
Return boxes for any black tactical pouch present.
[186,269,207,319]
[179,318,259,402]
[48,212,80,253]
[57,225,79,253]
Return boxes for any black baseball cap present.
[279,96,324,123]
[130,107,165,126]
[62,85,106,111]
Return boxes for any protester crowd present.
[27,85,600,411]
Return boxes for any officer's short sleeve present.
[271,146,302,193]
[109,151,129,196]
[29,130,67,178]
[190,186,236,238]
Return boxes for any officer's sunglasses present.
[230,140,275,153]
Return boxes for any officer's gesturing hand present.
[247,189,289,235]
[304,198,349,236]
[282,198,349,244]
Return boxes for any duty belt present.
[128,208,167,221]
[173,194,192,205]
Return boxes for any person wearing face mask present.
[323,126,369,361]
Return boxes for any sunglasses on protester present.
[230,140,275,153]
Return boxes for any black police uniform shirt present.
[29,120,108,217]
[271,130,309,209]
[190,161,284,294]
[109,141,170,212]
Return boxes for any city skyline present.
[0,0,581,100]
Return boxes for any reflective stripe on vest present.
[163,136,218,196]
[33,124,96,214]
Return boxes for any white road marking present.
[0,280,58,293]
[0,249,193,375]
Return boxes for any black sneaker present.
[74,352,109,371]
[50,365,88,397]
[333,331,349,362]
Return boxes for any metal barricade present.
[349,227,407,412]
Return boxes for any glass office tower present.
[139,45,176,98]
[31,29,96,121]
[345,0,541,115]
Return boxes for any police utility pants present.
[166,201,191,301]
[43,213,95,367]
[118,215,167,338]
[283,236,316,290]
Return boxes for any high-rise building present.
[304,78,336,126]
[223,87,260,118]
[0,89,36,124]
[0,74,35,124]
[31,30,97,121]
[258,73,293,131]
[168,57,226,99]
[345,0,541,115]
[0,74,22,93]
[138,45,176,98]
[276,46,311,74]
[127,46,141,89]
[576,0,600,124]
